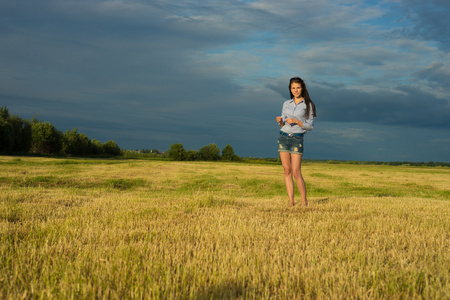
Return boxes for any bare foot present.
[289,202,295,207]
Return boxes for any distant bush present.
[31,121,63,154]
[186,150,201,161]
[62,128,92,156]
[9,115,32,152]
[0,118,14,152]
[168,143,186,161]
[103,140,121,156]
[0,107,32,153]
[166,142,242,162]
[221,144,234,161]
[91,139,104,155]
[199,143,220,161]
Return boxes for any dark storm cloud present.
[397,0,450,51]
[0,1,251,107]
[315,85,450,128]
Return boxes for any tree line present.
[0,106,242,161]
[0,106,121,156]
[166,143,241,161]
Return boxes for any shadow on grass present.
[311,197,329,204]
[193,280,249,299]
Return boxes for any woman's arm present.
[300,106,314,131]
[276,101,288,127]
[276,116,285,127]
[286,104,314,130]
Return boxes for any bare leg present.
[291,154,308,206]
[279,152,295,206]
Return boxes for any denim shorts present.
[277,133,304,155]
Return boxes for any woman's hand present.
[276,116,284,128]
[286,118,303,127]
[276,116,285,127]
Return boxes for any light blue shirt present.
[280,99,314,134]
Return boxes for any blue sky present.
[1,0,449,162]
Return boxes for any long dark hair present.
[289,77,316,119]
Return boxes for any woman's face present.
[290,82,302,99]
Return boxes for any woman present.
[276,77,316,207]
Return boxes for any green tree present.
[31,121,63,154]
[103,140,121,156]
[91,139,103,154]
[168,143,186,161]
[0,106,13,152]
[62,128,92,156]
[232,155,242,162]
[0,119,14,152]
[76,134,93,155]
[221,144,235,161]
[0,107,33,153]
[186,149,201,161]
[199,143,220,161]
[9,115,32,153]
[0,106,10,121]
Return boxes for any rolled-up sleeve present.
[280,102,288,122]
[301,108,314,131]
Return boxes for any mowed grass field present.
[1,156,449,299]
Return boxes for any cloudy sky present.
[1,0,449,162]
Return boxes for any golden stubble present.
[0,156,449,299]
